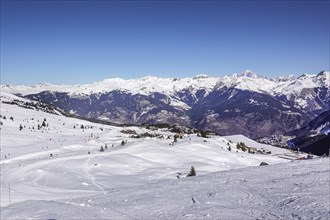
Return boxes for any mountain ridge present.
[2,70,329,139]
[2,70,329,96]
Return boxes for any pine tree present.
[174,135,178,142]
[187,166,196,177]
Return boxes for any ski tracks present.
[82,156,107,193]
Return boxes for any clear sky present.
[1,0,329,85]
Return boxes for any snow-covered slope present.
[224,134,290,155]
[1,158,329,220]
[2,70,329,102]
[0,92,302,208]
[0,74,219,97]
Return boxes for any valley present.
[1,72,329,219]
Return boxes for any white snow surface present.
[0,75,219,97]
[1,70,329,98]
[1,158,329,219]
[224,135,290,155]
[1,92,328,219]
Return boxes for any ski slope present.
[1,158,329,219]
[1,92,325,219]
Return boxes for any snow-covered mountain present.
[289,110,330,137]
[286,110,330,156]
[0,92,303,206]
[1,92,328,219]
[1,70,329,139]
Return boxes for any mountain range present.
[1,70,329,139]
[287,109,330,156]
[0,72,329,218]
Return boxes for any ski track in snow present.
[2,158,328,220]
[1,92,328,219]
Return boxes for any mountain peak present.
[193,74,209,80]
[275,75,295,82]
[240,70,259,78]
[141,75,159,81]
[36,82,52,87]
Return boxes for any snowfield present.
[1,158,329,219]
[1,92,328,219]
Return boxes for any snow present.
[1,158,329,219]
[0,75,218,97]
[1,92,328,219]
[224,135,290,155]
[3,71,328,99]
[1,71,329,113]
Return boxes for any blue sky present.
[1,0,329,85]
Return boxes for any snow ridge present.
[2,70,328,97]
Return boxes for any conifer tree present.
[187,166,196,177]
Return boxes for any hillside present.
[0,92,302,208]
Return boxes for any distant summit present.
[193,74,209,79]
[240,70,259,78]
